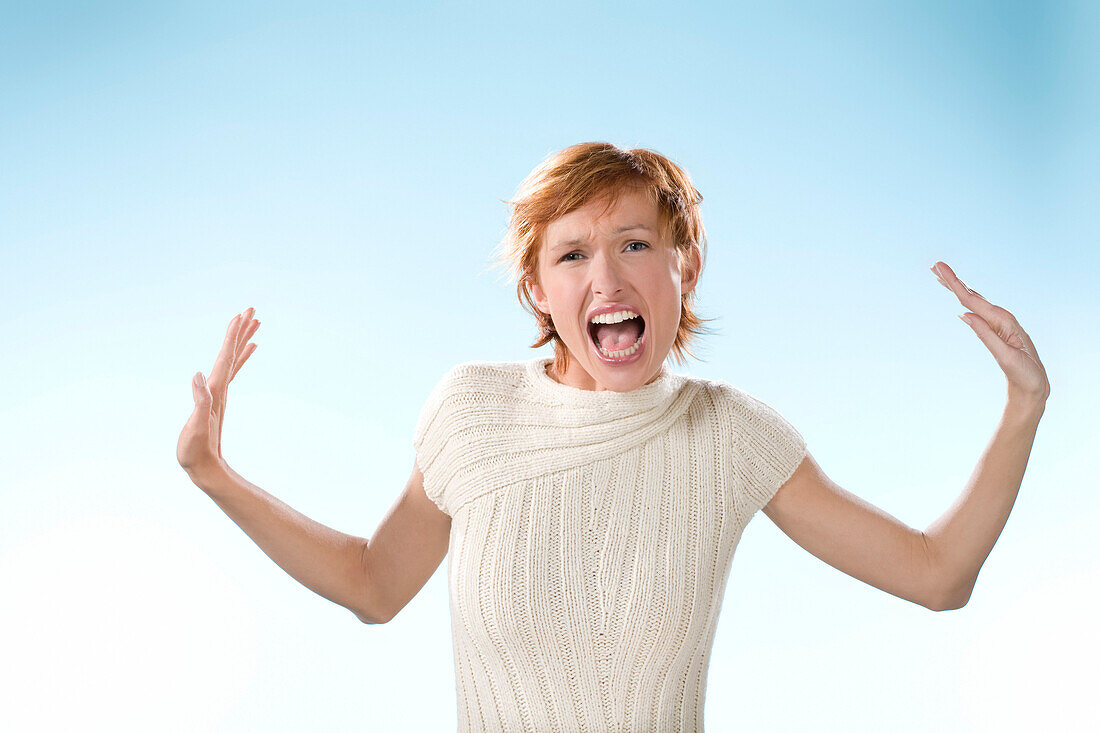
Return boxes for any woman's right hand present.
[177,307,260,485]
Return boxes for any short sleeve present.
[717,383,808,517]
[412,366,462,516]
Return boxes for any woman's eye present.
[558,243,646,262]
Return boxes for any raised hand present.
[177,307,260,483]
[930,262,1049,404]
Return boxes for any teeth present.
[596,334,643,359]
[589,309,643,359]
[590,310,639,324]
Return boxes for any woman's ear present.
[527,276,551,315]
[680,244,702,296]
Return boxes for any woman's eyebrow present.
[553,224,655,249]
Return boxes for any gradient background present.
[2,1,1096,730]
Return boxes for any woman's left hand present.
[930,261,1050,405]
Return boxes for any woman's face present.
[529,187,700,392]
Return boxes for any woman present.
[176,142,1050,732]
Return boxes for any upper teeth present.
[590,310,639,324]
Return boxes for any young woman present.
[176,142,1050,732]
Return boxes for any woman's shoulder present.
[676,372,795,420]
[674,372,742,401]
[430,359,529,391]
[417,360,535,414]
[414,360,527,441]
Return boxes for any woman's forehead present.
[545,189,666,245]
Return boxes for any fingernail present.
[198,372,207,386]
[958,314,972,326]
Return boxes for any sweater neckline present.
[524,357,683,410]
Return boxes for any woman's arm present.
[195,460,380,620]
[764,399,1043,612]
[194,462,383,623]
[177,309,450,624]
[923,396,1045,608]
[359,461,451,623]
[763,454,946,610]
[924,261,1050,605]
[762,262,1049,611]
[192,460,449,624]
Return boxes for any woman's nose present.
[591,254,625,296]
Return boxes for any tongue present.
[594,319,642,352]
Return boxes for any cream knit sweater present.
[413,357,807,732]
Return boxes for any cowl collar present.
[523,357,686,421]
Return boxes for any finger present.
[955,288,1037,355]
[932,261,980,301]
[1001,308,1040,356]
[182,372,214,449]
[180,371,222,470]
[994,309,1038,355]
[208,313,246,393]
[191,371,213,409]
[931,263,961,293]
[956,278,984,299]
[238,317,260,353]
[211,308,256,390]
[959,312,1047,399]
[932,261,1003,323]
[229,341,257,382]
[228,318,259,378]
[960,312,1019,366]
[208,311,252,445]
[215,308,255,438]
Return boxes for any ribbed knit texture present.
[413,357,807,733]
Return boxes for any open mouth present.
[587,310,646,360]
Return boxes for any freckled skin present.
[528,189,701,392]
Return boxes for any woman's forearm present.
[925,393,1046,608]
[193,464,384,623]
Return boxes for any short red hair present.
[494,142,710,376]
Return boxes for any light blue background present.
[2,1,1096,730]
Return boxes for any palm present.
[176,308,260,477]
